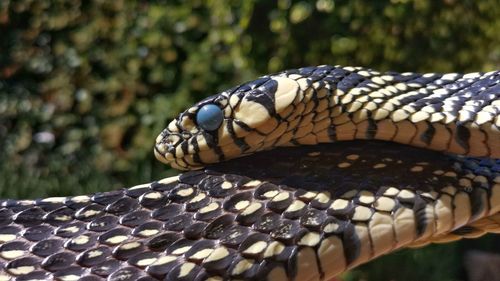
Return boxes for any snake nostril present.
[167,146,176,154]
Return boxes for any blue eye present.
[196,104,223,131]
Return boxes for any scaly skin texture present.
[155,65,500,170]
[0,66,499,280]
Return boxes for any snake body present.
[1,65,499,280]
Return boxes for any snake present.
[0,65,499,281]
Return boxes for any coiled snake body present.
[1,66,499,281]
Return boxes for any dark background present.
[1,1,499,280]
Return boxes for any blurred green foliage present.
[0,0,499,280]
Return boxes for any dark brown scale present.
[138,191,168,209]
[203,214,235,239]
[236,203,265,225]
[164,213,192,231]
[283,203,307,220]
[98,228,131,245]
[41,252,75,271]
[327,201,355,219]
[145,257,180,277]
[322,217,347,236]
[254,212,282,233]
[16,271,51,281]
[310,196,331,210]
[223,191,253,213]
[125,186,151,198]
[220,225,250,248]
[294,190,317,203]
[166,262,202,281]
[136,273,162,280]
[133,221,163,236]
[185,240,217,262]
[266,191,294,213]
[77,246,111,267]
[31,239,64,257]
[13,207,45,227]
[150,180,178,192]
[119,210,150,227]
[55,221,85,238]
[34,199,64,212]
[0,241,28,254]
[183,221,208,240]
[185,194,210,212]
[53,266,87,280]
[228,256,259,279]
[198,176,224,191]
[254,183,281,200]
[151,204,183,221]
[108,266,144,281]
[91,259,120,277]
[238,232,269,259]
[270,219,302,244]
[88,215,119,232]
[127,251,159,268]
[207,181,237,198]
[44,207,76,226]
[194,202,222,221]
[80,274,103,281]
[92,190,124,205]
[179,171,209,186]
[6,256,42,272]
[106,197,139,216]
[64,233,97,252]
[146,232,181,252]
[220,172,247,185]
[64,197,90,210]
[166,238,196,255]
[168,184,197,203]
[2,200,31,213]
[113,241,145,260]
[0,209,14,226]
[300,209,327,231]
[74,204,105,221]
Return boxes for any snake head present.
[154,75,305,170]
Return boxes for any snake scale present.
[1,65,499,281]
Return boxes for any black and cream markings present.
[155,66,500,170]
[1,141,499,280]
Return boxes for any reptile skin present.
[1,66,499,281]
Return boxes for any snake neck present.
[261,66,500,158]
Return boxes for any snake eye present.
[196,104,224,131]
